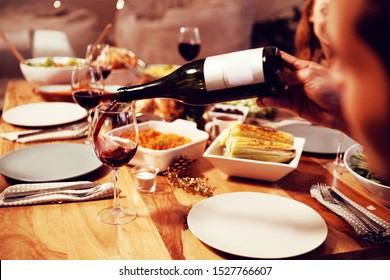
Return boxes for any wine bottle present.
[117,46,285,105]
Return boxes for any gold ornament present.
[165,155,215,197]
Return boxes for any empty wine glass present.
[178,27,201,61]
[71,63,104,144]
[324,131,348,172]
[92,102,139,225]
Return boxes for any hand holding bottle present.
[259,51,348,133]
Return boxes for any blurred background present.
[0,0,302,112]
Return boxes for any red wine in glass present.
[96,142,138,168]
[178,43,201,61]
[72,89,103,109]
[101,67,112,79]
[178,27,201,61]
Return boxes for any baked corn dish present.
[219,124,296,163]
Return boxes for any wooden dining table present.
[0,79,389,260]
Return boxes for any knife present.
[328,188,386,234]
[3,182,99,200]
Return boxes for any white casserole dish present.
[131,119,209,171]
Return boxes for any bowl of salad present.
[344,143,390,207]
[20,56,84,85]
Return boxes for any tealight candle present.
[132,165,159,193]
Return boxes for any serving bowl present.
[344,144,390,207]
[131,119,209,171]
[203,132,305,182]
[20,56,84,85]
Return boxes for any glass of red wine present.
[86,43,112,83]
[178,27,206,128]
[178,27,201,61]
[71,63,104,144]
[92,102,139,225]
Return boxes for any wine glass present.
[324,131,348,173]
[92,102,139,225]
[71,63,104,144]
[86,43,112,83]
[178,27,205,127]
[178,27,201,61]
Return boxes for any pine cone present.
[169,155,194,177]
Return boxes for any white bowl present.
[344,144,390,207]
[20,56,84,85]
[131,119,209,171]
[203,133,305,182]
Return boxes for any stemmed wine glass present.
[324,131,348,173]
[92,102,139,225]
[178,27,201,61]
[86,43,112,83]
[71,63,104,144]
[178,27,205,127]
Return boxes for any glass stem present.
[86,109,93,143]
[334,132,344,166]
[112,167,121,209]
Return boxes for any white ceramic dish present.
[187,192,327,259]
[0,143,102,182]
[344,144,390,207]
[3,102,87,127]
[20,56,84,85]
[203,133,305,181]
[276,122,356,154]
[131,119,209,171]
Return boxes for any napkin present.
[310,184,390,244]
[0,124,87,143]
[0,181,115,207]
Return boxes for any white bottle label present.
[204,48,265,91]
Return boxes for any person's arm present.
[257,51,349,134]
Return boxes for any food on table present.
[125,129,191,150]
[350,151,384,184]
[26,57,79,67]
[218,123,296,163]
[223,98,278,119]
[144,64,180,79]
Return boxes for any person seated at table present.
[294,0,333,67]
[258,0,390,183]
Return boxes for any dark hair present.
[294,0,320,60]
[356,0,390,73]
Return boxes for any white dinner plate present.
[277,122,356,154]
[3,102,87,127]
[187,192,327,259]
[0,143,102,182]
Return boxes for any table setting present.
[1,77,390,259]
[0,28,390,260]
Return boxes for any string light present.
[116,0,125,10]
[53,1,61,9]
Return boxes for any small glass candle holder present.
[132,165,159,193]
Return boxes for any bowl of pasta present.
[126,119,209,171]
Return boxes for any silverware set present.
[2,182,101,202]
[317,183,387,235]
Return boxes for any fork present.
[318,183,386,234]
[3,184,101,202]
